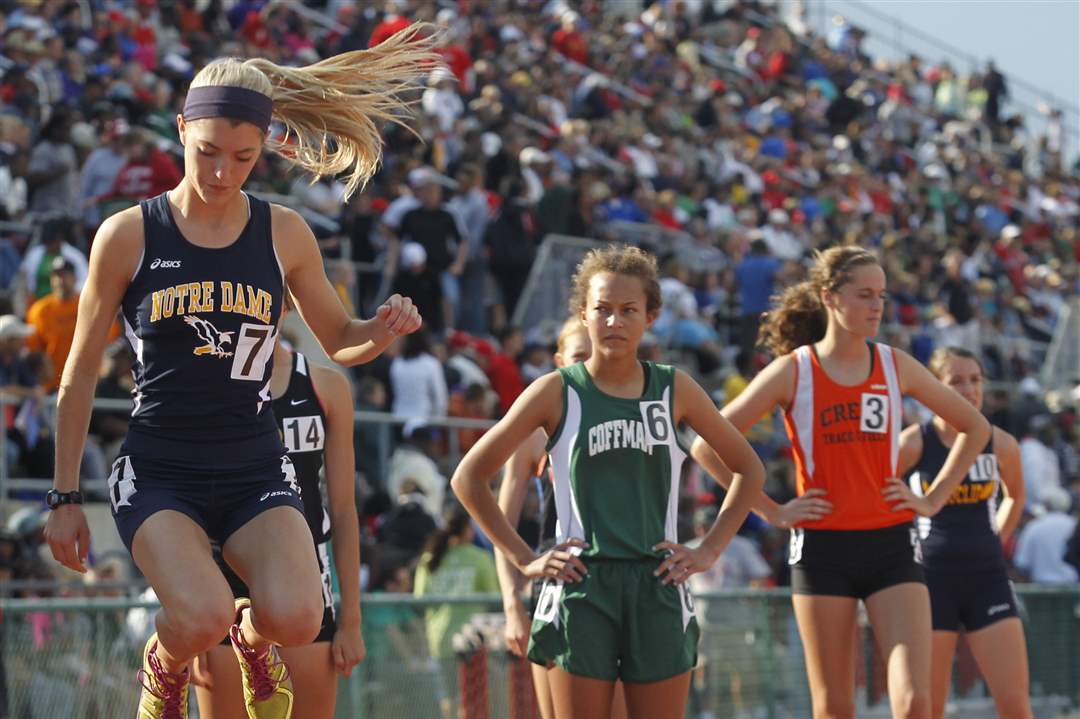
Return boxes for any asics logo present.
[988,603,1011,616]
[260,490,292,502]
[150,258,182,269]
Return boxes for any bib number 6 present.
[639,400,671,447]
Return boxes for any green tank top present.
[546,361,689,560]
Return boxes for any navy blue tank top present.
[906,422,1005,572]
[272,352,329,543]
[120,192,286,470]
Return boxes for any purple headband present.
[182,86,273,131]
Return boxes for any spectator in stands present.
[77,119,131,232]
[655,259,723,373]
[422,67,464,135]
[397,173,466,332]
[484,178,537,323]
[88,342,134,469]
[445,163,491,334]
[390,330,448,424]
[1020,414,1063,512]
[473,333,524,416]
[106,128,182,209]
[444,330,491,391]
[393,241,443,334]
[0,314,42,475]
[446,382,495,455]
[339,191,383,314]
[377,482,438,564]
[19,215,88,303]
[387,422,446,527]
[27,257,118,394]
[0,143,30,225]
[1014,486,1078,583]
[413,504,498,719]
[355,376,392,492]
[25,107,78,216]
[735,239,783,357]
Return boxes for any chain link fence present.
[3,587,1079,718]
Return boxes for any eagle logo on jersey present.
[184,315,235,358]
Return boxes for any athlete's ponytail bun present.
[758,246,878,356]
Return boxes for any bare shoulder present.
[90,206,144,279]
[673,367,702,392]
[993,426,1020,455]
[758,352,797,398]
[269,203,308,232]
[269,203,318,271]
[899,421,924,448]
[94,206,144,256]
[310,362,354,411]
[529,370,566,402]
[310,361,351,394]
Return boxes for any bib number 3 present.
[859,393,889,433]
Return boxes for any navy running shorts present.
[924,566,1019,632]
[108,452,306,553]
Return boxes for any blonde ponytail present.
[190,24,444,199]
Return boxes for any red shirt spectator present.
[551,21,588,65]
[369,14,411,48]
[474,341,523,415]
[111,138,182,201]
[439,44,474,92]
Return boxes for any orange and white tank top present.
[782,342,912,530]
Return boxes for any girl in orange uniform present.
[692,247,989,719]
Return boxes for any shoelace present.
[230,624,291,701]
[137,647,186,719]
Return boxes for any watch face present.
[46,491,59,508]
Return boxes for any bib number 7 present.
[230,323,276,381]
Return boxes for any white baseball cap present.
[0,314,33,340]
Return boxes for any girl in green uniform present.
[452,245,766,718]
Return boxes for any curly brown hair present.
[568,244,662,316]
[758,246,879,356]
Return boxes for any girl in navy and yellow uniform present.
[454,245,766,719]
[896,347,1032,719]
[43,31,435,719]
[692,247,990,719]
[194,314,366,719]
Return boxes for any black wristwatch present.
[46,489,84,509]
